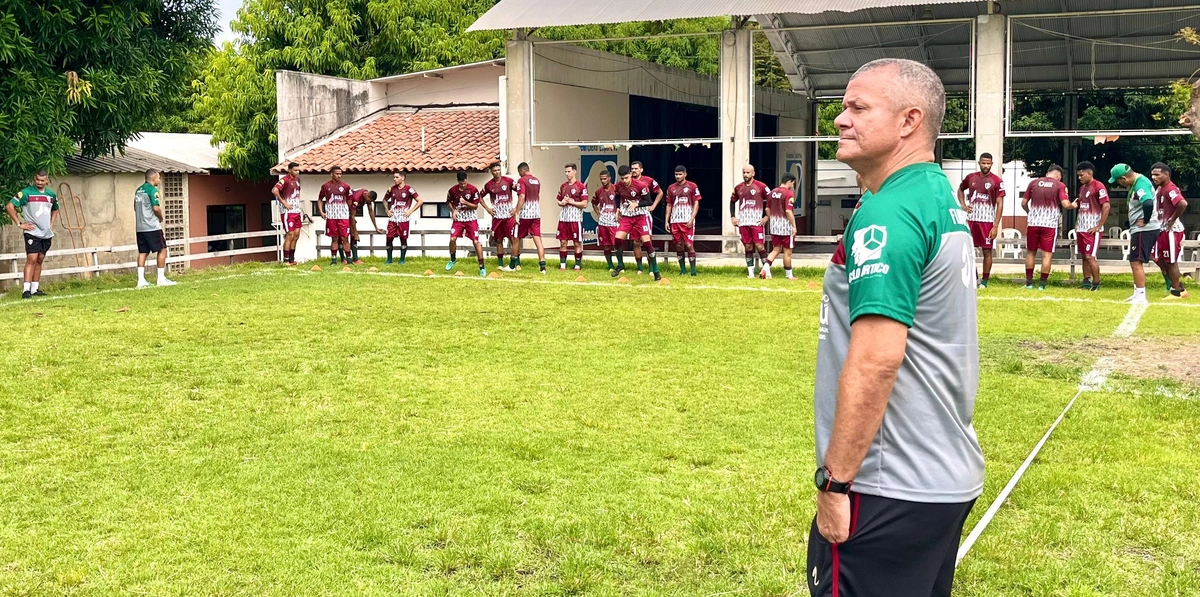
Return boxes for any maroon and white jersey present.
[632,175,661,217]
[385,184,418,223]
[447,183,480,223]
[1076,179,1110,231]
[767,187,796,235]
[616,178,651,217]
[732,180,770,225]
[592,185,619,227]
[274,175,302,214]
[557,180,587,223]
[516,174,542,219]
[483,176,515,219]
[319,180,352,220]
[1156,181,1185,233]
[959,172,1005,223]
[1024,177,1068,229]
[667,181,701,224]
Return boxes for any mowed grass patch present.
[0,262,1196,595]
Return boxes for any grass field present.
[1,259,1198,596]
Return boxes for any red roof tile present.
[278,109,499,174]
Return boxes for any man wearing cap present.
[1110,164,1158,304]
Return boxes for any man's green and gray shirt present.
[135,182,162,233]
[816,162,984,503]
[11,186,59,239]
[1126,174,1159,234]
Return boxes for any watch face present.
[814,467,829,490]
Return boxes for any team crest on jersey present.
[851,225,887,264]
[750,189,757,196]
[984,182,992,190]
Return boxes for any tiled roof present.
[66,146,208,175]
[279,109,499,174]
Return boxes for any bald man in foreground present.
[808,58,983,596]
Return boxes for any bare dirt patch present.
[1024,337,1200,388]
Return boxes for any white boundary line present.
[0,270,297,310]
[955,301,1148,566]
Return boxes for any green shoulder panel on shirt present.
[1131,175,1153,205]
[144,183,161,206]
[845,163,967,327]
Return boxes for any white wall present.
[384,65,503,107]
[276,72,387,160]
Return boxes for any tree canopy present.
[0,0,216,203]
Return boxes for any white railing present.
[1,230,282,282]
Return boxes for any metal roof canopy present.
[472,0,1200,138]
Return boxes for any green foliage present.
[0,0,216,210]
[1005,90,1200,189]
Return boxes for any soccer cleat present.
[1090,284,1100,292]
[574,265,581,271]
[479,268,487,277]
[1182,290,1191,299]
[1122,294,1137,303]
[445,260,456,271]
[21,291,31,299]
[329,259,337,266]
[398,259,406,265]
[610,267,624,278]
[1132,296,1149,305]
[137,280,152,289]
[1038,284,1047,291]
[691,272,697,277]
[158,279,177,287]
[653,271,662,282]
[1024,283,1034,290]
[636,270,644,275]
[385,258,393,264]
[353,260,364,265]
[978,279,989,288]
[499,266,514,272]
[1163,294,1183,301]
[540,270,546,275]
[559,265,567,270]
[32,290,47,296]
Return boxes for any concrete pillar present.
[975,14,1007,165]
[505,33,534,174]
[719,27,752,251]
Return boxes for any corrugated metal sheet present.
[468,0,975,31]
[66,146,208,175]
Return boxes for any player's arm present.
[317,186,329,219]
[1137,191,1153,227]
[729,189,739,227]
[271,181,284,206]
[690,188,701,227]
[1058,185,1073,211]
[382,189,394,218]
[1166,196,1188,230]
[956,178,970,211]
[150,187,164,222]
[990,192,1003,240]
[649,186,664,211]
[570,188,588,209]
[636,187,654,208]
[786,198,797,233]
[365,195,382,232]
[759,187,770,227]
[590,192,602,220]
[462,193,480,210]
[818,315,908,543]
[664,193,674,223]
[7,196,32,231]
[1021,182,1033,213]
[477,187,496,217]
[1093,200,1110,234]
[406,192,423,218]
[50,196,61,228]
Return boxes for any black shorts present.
[1127,230,1157,263]
[137,230,166,254]
[807,493,976,597]
[23,233,51,255]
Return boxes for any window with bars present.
[162,173,186,272]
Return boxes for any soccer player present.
[665,165,701,276]
[133,169,175,288]
[957,152,1005,288]
[1021,165,1072,290]
[272,161,302,266]
[591,170,620,271]
[1073,162,1110,291]
[556,163,588,271]
[729,164,770,278]
[1150,162,1189,299]
[479,163,516,270]
[630,161,663,274]
[347,187,381,264]
[512,162,547,274]
[317,166,352,266]
[445,172,486,276]
[612,165,660,281]
[1110,163,1159,304]
[7,170,59,299]
[762,174,798,280]
[383,172,421,264]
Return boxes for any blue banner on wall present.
[581,154,618,246]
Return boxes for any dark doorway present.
[207,204,246,252]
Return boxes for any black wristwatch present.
[814,466,852,494]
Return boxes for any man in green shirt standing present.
[6,170,59,299]
[134,169,175,288]
[808,59,982,597]
[1110,163,1157,304]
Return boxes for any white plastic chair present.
[1190,231,1200,262]
[999,228,1023,260]
[1119,229,1131,258]
[1107,226,1122,239]
[1067,229,1078,258]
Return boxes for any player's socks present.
[785,267,794,280]
[478,257,486,275]
[1080,277,1092,289]
[157,269,174,286]
[539,260,546,273]
[386,246,393,263]
[1162,270,1171,288]
[980,274,990,288]
[604,250,614,269]
[636,256,643,272]
[351,244,359,262]
[559,251,567,269]
[574,253,582,270]
[399,246,407,263]
[689,254,697,276]
[678,255,686,275]
[136,268,148,287]
[1091,282,1100,291]
[745,251,755,277]
[1025,268,1034,286]
[31,281,39,294]
[497,255,505,268]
